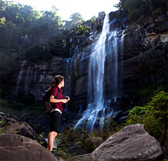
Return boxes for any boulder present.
[19,112,50,136]
[83,137,103,153]
[2,119,37,140]
[0,134,58,161]
[58,141,87,156]
[73,153,92,161]
[90,137,103,147]
[92,124,164,161]
[63,145,86,156]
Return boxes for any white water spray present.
[74,14,109,131]
[74,13,121,131]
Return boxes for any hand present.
[62,99,69,103]
[65,96,70,101]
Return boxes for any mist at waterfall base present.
[66,13,125,132]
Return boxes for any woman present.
[47,75,70,152]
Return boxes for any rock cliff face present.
[13,57,67,101]
[13,11,168,127]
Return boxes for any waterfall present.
[74,12,125,131]
[119,30,125,90]
[106,31,118,97]
[64,45,79,96]
[74,13,110,131]
[64,58,72,97]
[64,45,80,111]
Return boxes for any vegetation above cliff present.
[118,0,167,22]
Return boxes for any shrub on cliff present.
[126,91,168,145]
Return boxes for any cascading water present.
[73,11,126,131]
[74,13,115,131]
[118,30,125,90]
[64,58,72,111]
[106,31,118,97]
[64,46,79,111]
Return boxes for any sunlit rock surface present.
[92,124,164,161]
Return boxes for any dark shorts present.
[49,111,61,133]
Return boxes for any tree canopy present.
[118,0,167,21]
[0,1,62,52]
[0,0,63,94]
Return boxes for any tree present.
[62,12,85,36]
[39,10,62,30]
[69,12,84,29]
[90,16,96,24]
[119,0,167,21]
[143,0,153,13]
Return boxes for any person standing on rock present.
[47,75,70,152]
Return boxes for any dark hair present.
[54,75,64,86]
[48,75,64,91]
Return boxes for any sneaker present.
[51,151,59,160]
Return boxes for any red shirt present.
[51,86,63,112]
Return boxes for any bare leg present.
[47,131,57,151]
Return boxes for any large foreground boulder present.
[0,134,58,161]
[2,118,37,140]
[92,124,164,161]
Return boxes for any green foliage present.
[126,91,168,144]
[82,137,98,153]
[54,127,82,160]
[0,120,5,134]
[59,126,78,144]
[120,0,167,22]
[0,17,6,26]
[63,12,85,36]
[54,148,75,161]
[37,134,45,145]
[123,0,148,21]
[58,118,123,154]
[70,13,84,23]
[0,0,62,54]
[102,117,123,140]
[90,16,97,24]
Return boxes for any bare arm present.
[49,95,69,104]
